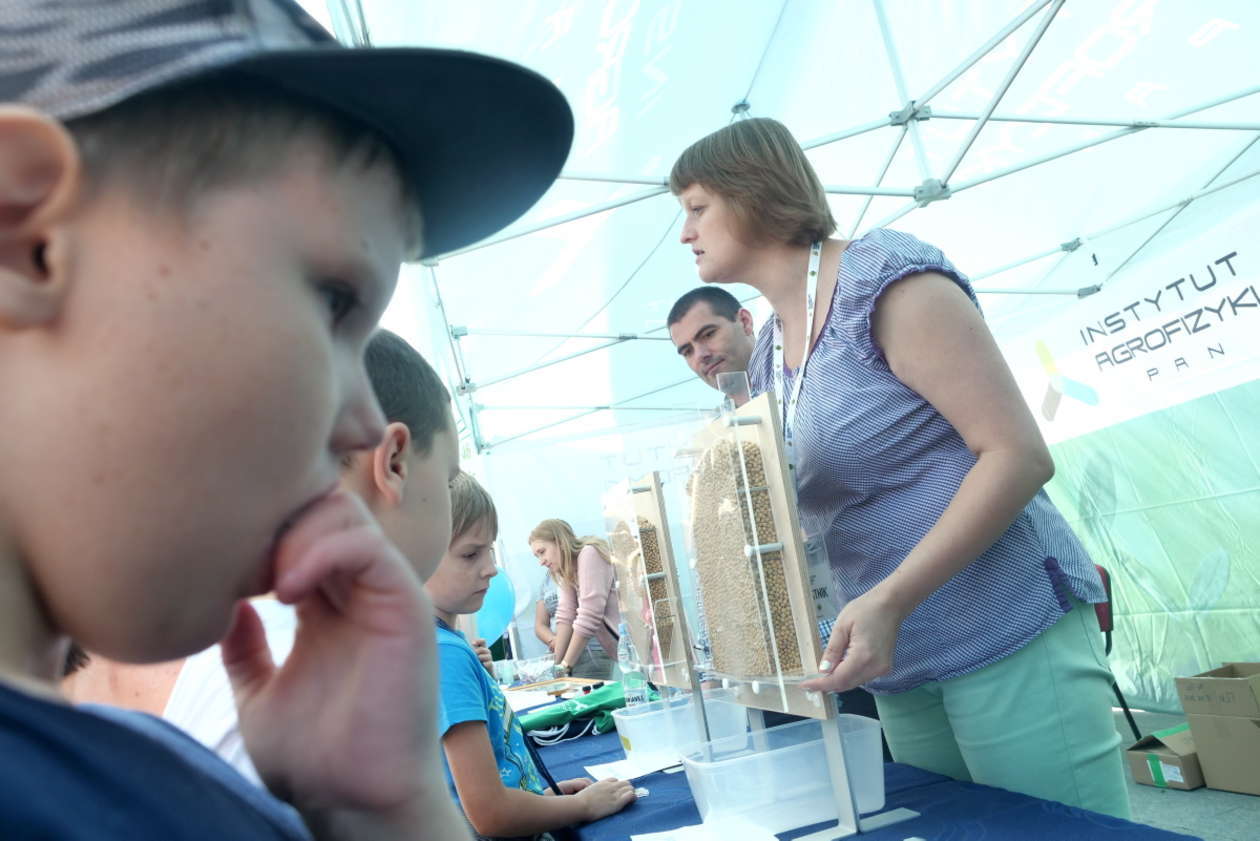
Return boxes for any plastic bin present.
[612,690,747,769]
[681,714,885,835]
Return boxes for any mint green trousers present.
[873,597,1132,819]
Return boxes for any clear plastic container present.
[612,690,748,769]
[681,714,885,835]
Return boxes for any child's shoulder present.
[0,682,308,839]
[434,627,489,680]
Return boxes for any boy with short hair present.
[428,474,636,841]
[0,2,571,837]
[61,328,465,785]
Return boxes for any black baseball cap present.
[0,0,574,259]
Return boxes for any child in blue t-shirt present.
[427,474,635,840]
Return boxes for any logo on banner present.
[1036,341,1100,421]
[1078,250,1251,381]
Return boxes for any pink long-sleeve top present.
[553,544,621,658]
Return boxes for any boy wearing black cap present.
[0,2,571,838]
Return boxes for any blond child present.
[431,476,635,841]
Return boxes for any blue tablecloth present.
[537,730,1200,841]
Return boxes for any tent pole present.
[427,265,486,454]
[930,112,1260,132]
[822,183,916,197]
[1086,166,1260,241]
[952,85,1260,193]
[975,287,1085,296]
[738,0,792,108]
[971,246,1065,282]
[940,0,1065,185]
[483,378,695,451]
[437,186,669,260]
[874,0,932,182]
[458,328,671,341]
[472,338,635,392]
[476,404,700,412]
[801,116,894,151]
[915,0,1056,108]
[1105,136,1260,283]
[849,126,909,237]
[869,199,919,230]
[970,165,1260,288]
[558,173,668,186]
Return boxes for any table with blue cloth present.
[537,729,1199,841]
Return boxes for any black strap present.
[524,733,561,796]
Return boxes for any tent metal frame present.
[339,0,1258,453]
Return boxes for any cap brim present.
[233,48,573,260]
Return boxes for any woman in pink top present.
[529,519,620,680]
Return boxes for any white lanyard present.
[772,241,823,477]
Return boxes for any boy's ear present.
[371,422,413,506]
[0,107,81,330]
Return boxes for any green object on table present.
[519,681,658,734]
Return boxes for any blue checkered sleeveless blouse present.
[748,229,1105,694]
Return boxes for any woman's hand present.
[801,588,910,693]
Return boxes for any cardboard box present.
[1175,662,1260,796]
[1125,723,1204,790]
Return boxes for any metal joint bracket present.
[455,381,476,396]
[1077,284,1102,298]
[1060,237,1083,252]
[731,100,751,116]
[913,178,951,206]
[888,102,932,125]
[449,325,469,338]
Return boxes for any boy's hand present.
[470,637,493,675]
[220,491,439,820]
[555,777,594,794]
[574,778,636,821]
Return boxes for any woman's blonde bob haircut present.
[670,117,836,246]
[528,518,611,589]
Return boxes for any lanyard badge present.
[772,240,823,476]
[770,242,838,621]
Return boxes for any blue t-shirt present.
[436,625,545,800]
[0,681,309,840]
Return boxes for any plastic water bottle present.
[617,621,648,707]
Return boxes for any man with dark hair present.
[667,287,758,401]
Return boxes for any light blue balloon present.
[475,572,516,645]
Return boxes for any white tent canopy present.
[308,0,1260,713]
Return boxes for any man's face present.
[377,425,460,583]
[669,301,756,390]
[0,136,410,663]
